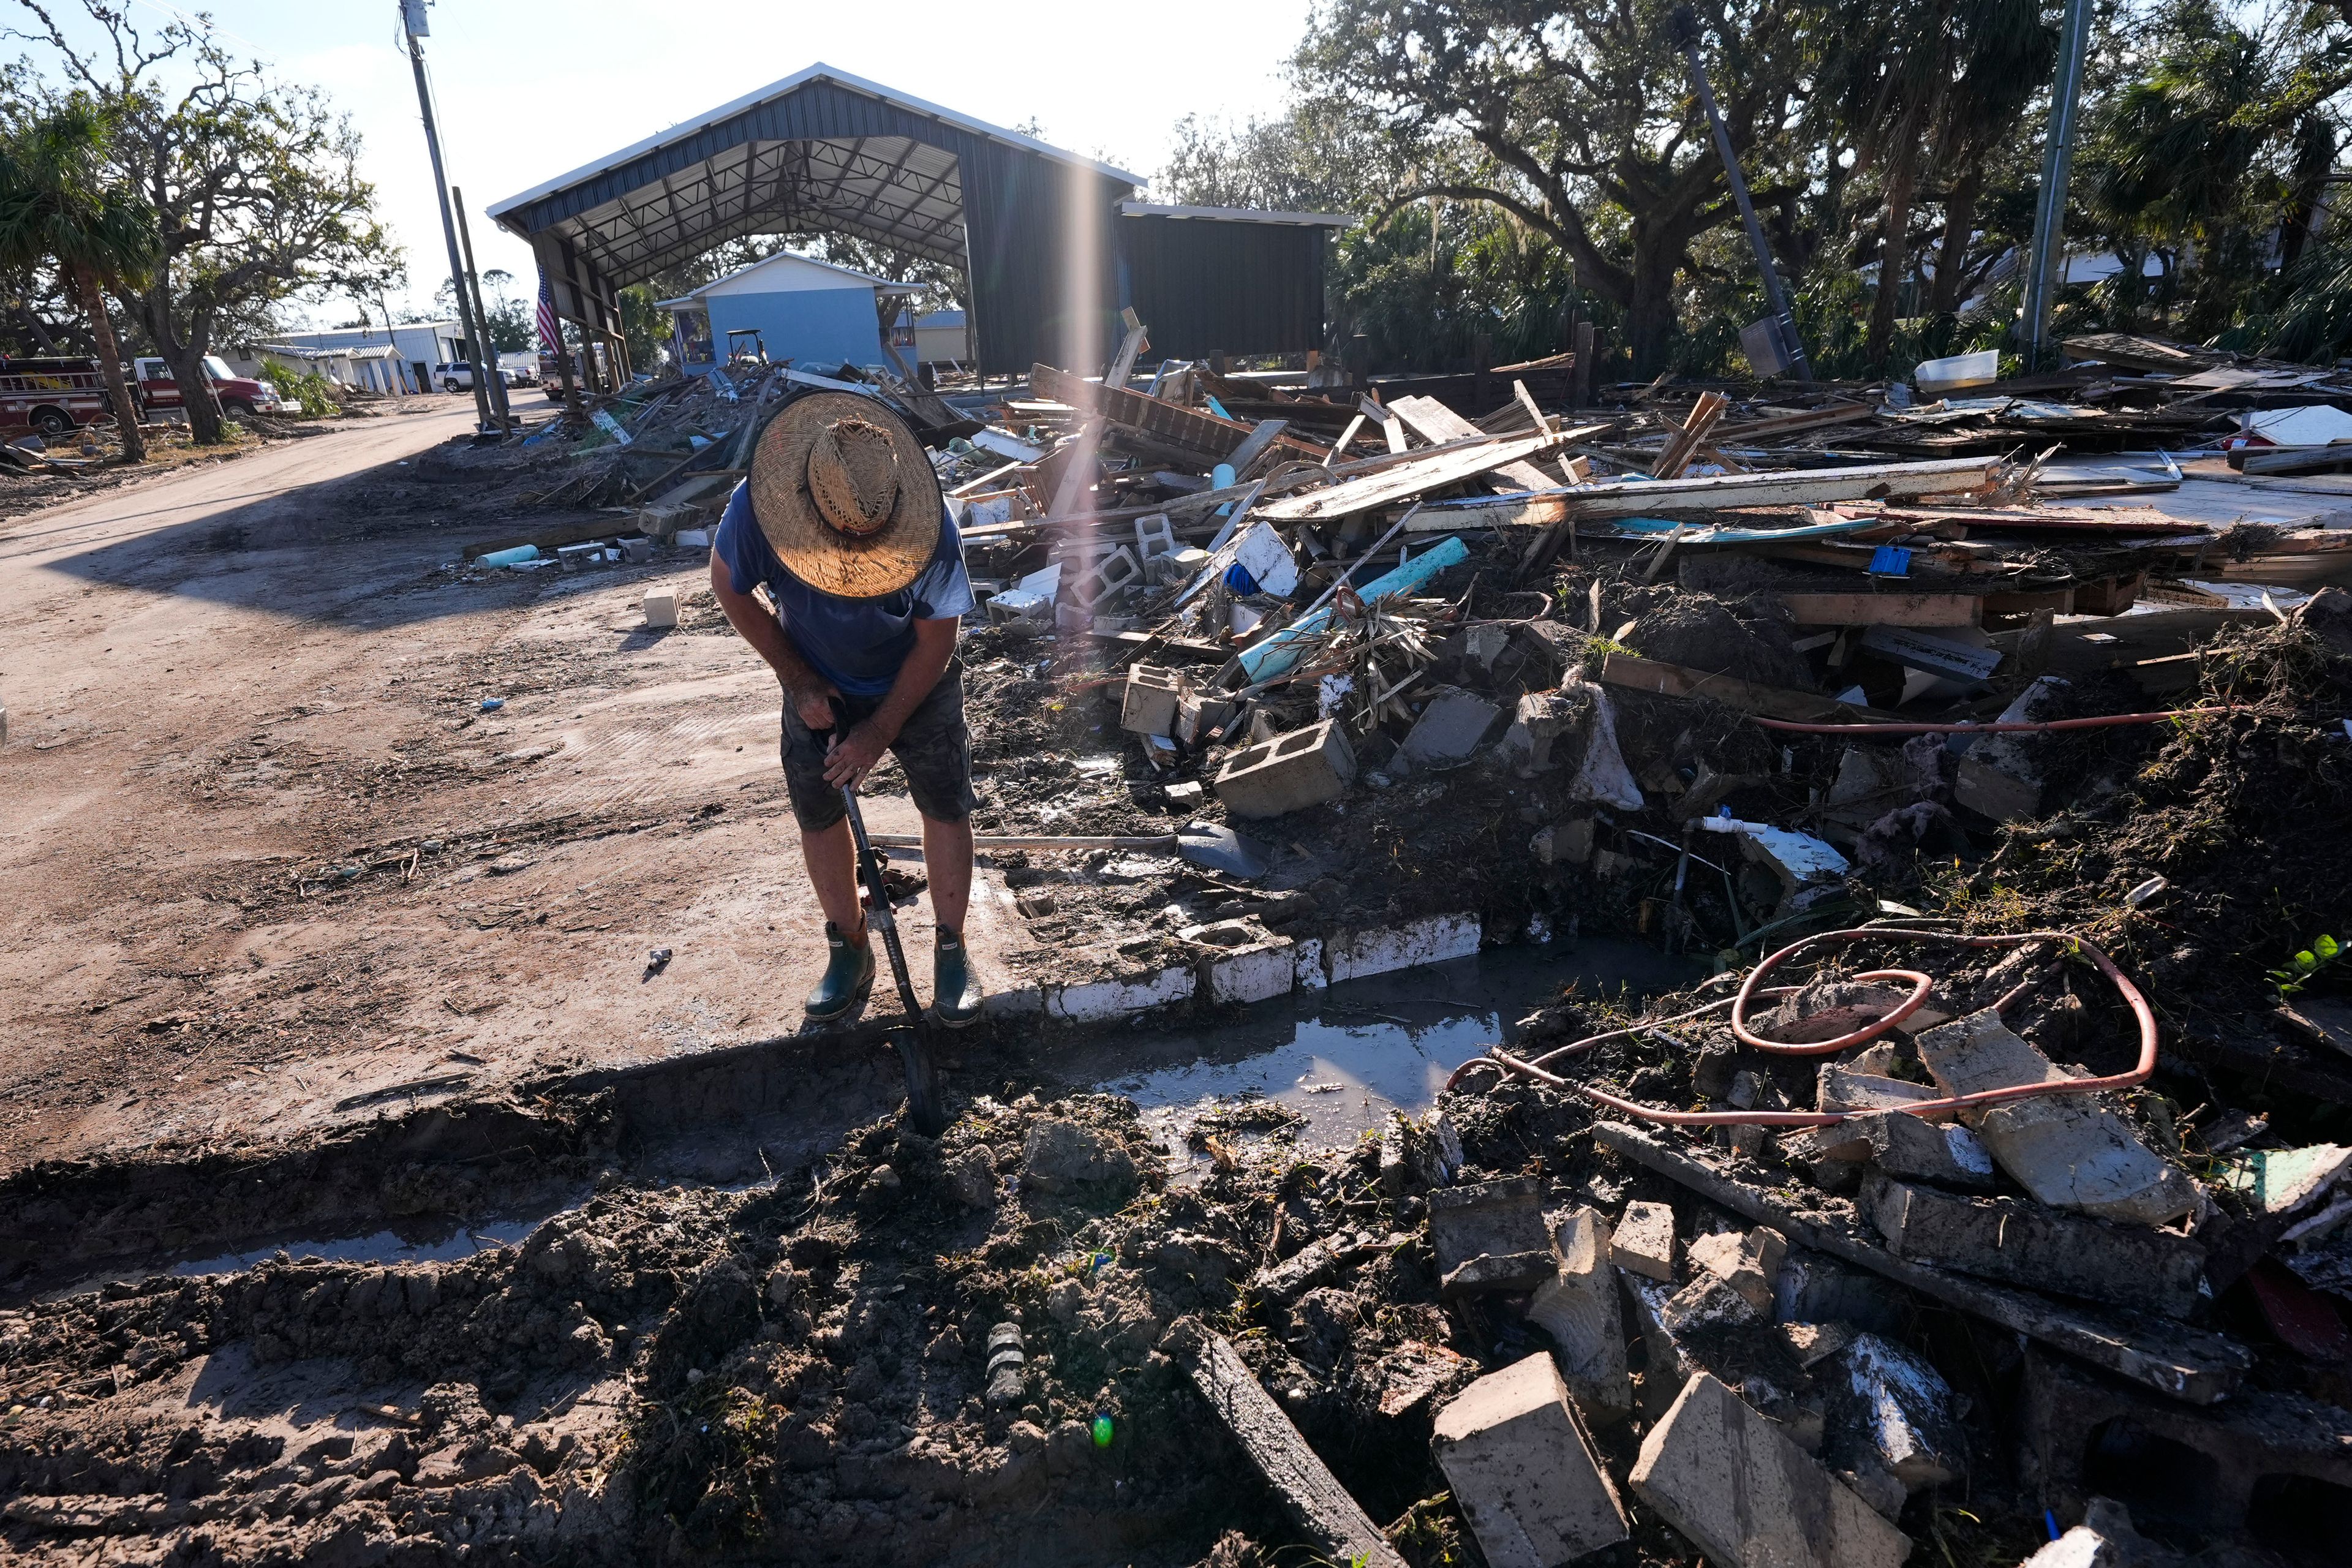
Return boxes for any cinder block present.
[1611,1200,1675,1282]
[642,588,680,629]
[1324,913,1480,983]
[1822,1332,1967,1497]
[1917,1009,2199,1225]
[1213,720,1355,818]
[1200,937,1295,1006]
[1069,544,1142,609]
[1429,1176,1553,1299]
[1852,1108,1994,1190]
[1432,1353,1629,1568]
[1863,1174,2207,1317]
[1630,1373,1912,1568]
[1684,1225,1787,1312]
[1528,1208,1630,1425]
[1119,664,1185,737]
[2020,1345,2352,1541]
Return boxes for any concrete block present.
[1432,1353,1629,1568]
[1620,1274,1698,1423]
[1863,1175,2207,1318]
[1612,1199,1675,1282]
[1292,937,1327,990]
[1918,1009,2201,1225]
[1132,511,1175,561]
[1660,1272,1765,1336]
[1200,937,1295,1007]
[1046,965,1194,1022]
[1772,1252,1909,1338]
[1430,1176,1553,1299]
[1630,1373,1912,1568]
[1818,1064,1956,1121]
[1822,1332,1967,1498]
[1213,720,1355,819]
[1325,913,1480,984]
[1069,544,1142,609]
[1684,1225,1787,1312]
[1400,685,1502,767]
[1119,664,1186,737]
[1526,1208,1631,1425]
[1499,687,1589,774]
[641,587,679,629]
[1853,1108,1995,1191]
[2020,1345,2352,1545]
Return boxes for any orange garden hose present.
[1452,927,2158,1128]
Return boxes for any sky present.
[18,0,1316,325]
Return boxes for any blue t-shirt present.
[712,479,975,696]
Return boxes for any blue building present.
[656,248,916,372]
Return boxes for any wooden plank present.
[1562,456,2000,517]
[2060,333,2218,374]
[1592,1123,2251,1404]
[1362,393,1408,453]
[1390,394,1557,492]
[1649,390,1730,478]
[1225,417,1291,479]
[1256,429,1572,522]
[1716,401,1875,441]
[1596,653,1899,722]
[1169,1321,1409,1568]
[1028,362,1322,463]
[1777,591,1983,627]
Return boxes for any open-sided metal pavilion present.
[487,64,1346,388]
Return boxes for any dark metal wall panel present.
[1117,216,1327,360]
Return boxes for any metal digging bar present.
[1670,4,1814,383]
[821,704,949,1136]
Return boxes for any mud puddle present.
[1110,937,1700,1167]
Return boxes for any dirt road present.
[0,402,1023,1175]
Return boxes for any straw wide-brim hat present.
[748,391,943,599]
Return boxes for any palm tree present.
[0,98,159,462]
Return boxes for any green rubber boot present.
[932,927,983,1028]
[804,920,874,1021]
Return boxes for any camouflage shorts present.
[778,659,976,831]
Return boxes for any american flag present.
[535,271,560,355]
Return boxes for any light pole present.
[398,0,499,433]
[1670,6,1814,382]
[2020,0,2095,371]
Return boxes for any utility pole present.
[451,187,512,424]
[398,0,497,434]
[2020,0,2094,372]
[1670,5,1813,382]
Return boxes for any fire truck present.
[0,356,114,435]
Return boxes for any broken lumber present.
[1778,590,1984,628]
[1591,1122,2252,1404]
[1596,653,1899,723]
[1255,428,1603,522]
[1649,390,1730,478]
[1168,1321,1408,1568]
[1030,363,1323,465]
[1389,393,1560,492]
[1562,456,2001,516]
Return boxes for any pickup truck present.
[132,356,282,420]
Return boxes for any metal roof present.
[1117,200,1355,227]
[487,64,1144,290]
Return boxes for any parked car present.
[132,355,282,421]
[436,360,529,392]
